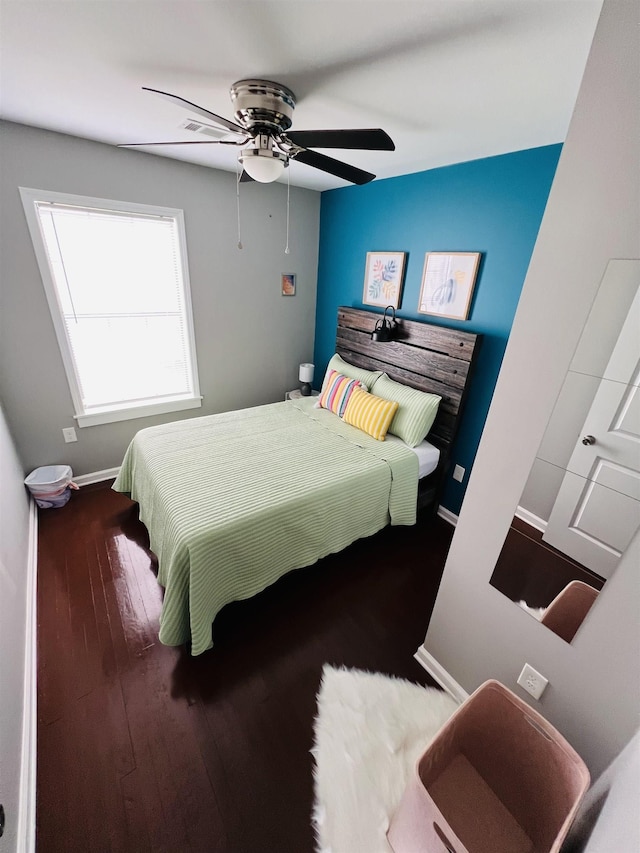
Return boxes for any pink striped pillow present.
[318,370,366,417]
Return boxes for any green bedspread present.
[113,397,418,655]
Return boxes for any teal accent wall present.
[313,144,562,515]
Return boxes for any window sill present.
[75,396,203,428]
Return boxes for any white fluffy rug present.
[517,599,547,620]
[311,665,459,853]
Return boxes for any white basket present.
[24,465,75,508]
[24,464,73,492]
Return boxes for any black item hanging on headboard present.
[371,305,398,342]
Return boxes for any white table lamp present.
[299,363,314,396]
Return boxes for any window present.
[20,188,201,427]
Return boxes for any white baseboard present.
[17,498,38,853]
[414,646,469,705]
[515,505,547,533]
[74,466,120,487]
[436,505,458,526]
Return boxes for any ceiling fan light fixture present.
[239,148,287,183]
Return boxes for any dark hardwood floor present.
[489,517,605,610]
[37,481,452,853]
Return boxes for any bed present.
[113,307,480,654]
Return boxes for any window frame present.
[19,187,202,427]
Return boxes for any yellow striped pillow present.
[343,388,399,441]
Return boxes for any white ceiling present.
[0,1,602,191]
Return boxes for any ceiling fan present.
[120,78,395,185]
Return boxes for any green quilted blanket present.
[113,397,418,655]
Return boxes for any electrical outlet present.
[453,464,465,483]
[517,663,549,700]
[62,427,77,443]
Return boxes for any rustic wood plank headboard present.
[335,306,481,455]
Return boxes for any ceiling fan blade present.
[118,140,227,147]
[142,87,246,135]
[293,149,375,185]
[286,128,394,151]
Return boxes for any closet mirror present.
[490,259,640,643]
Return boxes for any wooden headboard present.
[335,306,481,456]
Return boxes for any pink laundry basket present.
[387,679,590,853]
[541,580,600,643]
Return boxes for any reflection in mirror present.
[490,258,640,643]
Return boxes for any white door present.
[543,286,640,579]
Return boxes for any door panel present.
[543,287,640,577]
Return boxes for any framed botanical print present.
[362,252,407,309]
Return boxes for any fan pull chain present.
[236,162,243,250]
[284,164,290,255]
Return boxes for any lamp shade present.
[299,363,314,383]
[240,149,287,183]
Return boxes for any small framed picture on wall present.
[362,251,407,309]
[418,252,481,320]
[281,273,296,296]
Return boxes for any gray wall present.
[0,121,320,476]
[0,404,32,852]
[423,0,640,781]
[565,729,640,853]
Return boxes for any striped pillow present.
[318,370,365,417]
[370,373,442,447]
[323,353,383,391]
[343,387,399,441]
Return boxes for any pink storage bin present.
[541,581,600,643]
[387,679,590,853]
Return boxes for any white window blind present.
[20,189,201,426]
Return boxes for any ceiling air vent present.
[179,119,229,140]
